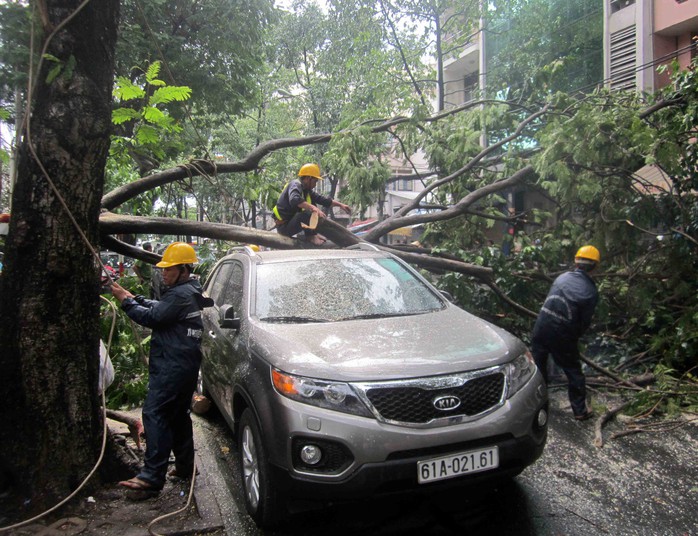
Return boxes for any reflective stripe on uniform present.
[273,181,312,222]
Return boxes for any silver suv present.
[200,245,548,528]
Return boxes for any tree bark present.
[0,0,120,513]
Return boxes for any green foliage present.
[0,1,33,106]
[324,126,391,211]
[624,364,698,417]
[427,55,698,409]
[0,106,8,167]
[484,0,603,101]
[111,61,192,161]
[100,287,150,409]
[116,0,274,118]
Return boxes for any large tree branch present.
[364,164,537,240]
[99,211,300,250]
[361,105,548,242]
[98,212,496,283]
[102,99,533,211]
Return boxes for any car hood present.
[248,305,525,381]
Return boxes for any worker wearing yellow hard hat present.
[530,244,600,421]
[574,244,601,264]
[110,241,210,498]
[272,163,351,246]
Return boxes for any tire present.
[191,370,213,415]
[237,408,285,528]
[196,369,209,397]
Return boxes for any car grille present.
[362,371,505,424]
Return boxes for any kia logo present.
[433,395,461,411]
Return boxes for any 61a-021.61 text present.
[418,446,499,483]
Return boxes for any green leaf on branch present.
[112,107,140,124]
[149,86,192,105]
[113,76,145,101]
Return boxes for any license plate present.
[417,446,499,484]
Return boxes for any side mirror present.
[219,304,241,330]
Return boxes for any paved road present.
[193,389,698,536]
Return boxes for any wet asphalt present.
[191,388,698,536]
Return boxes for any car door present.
[202,260,245,417]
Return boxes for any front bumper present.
[271,426,547,499]
[260,373,548,499]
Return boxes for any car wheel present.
[196,369,208,397]
[191,370,212,415]
[237,408,285,528]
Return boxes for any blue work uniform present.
[120,277,205,489]
[273,179,333,238]
[531,269,598,417]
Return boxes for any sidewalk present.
[101,412,229,536]
[13,413,232,535]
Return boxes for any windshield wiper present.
[338,311,422,321]
[260,316,330,324]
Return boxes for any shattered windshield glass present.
[255,257,444,322]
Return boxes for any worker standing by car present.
[531,245,600,421]
[110,242,208,499]
[273,163,351,246]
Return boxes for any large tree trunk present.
[0,0,119,514]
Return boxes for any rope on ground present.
[147,462,198,536]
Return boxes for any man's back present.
[534,269,598,339]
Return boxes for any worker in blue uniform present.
[531,245,600,421]
[110,242,211,499]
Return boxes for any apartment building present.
[607,0,698,91]
[606,0,698,192]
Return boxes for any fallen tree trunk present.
[98,212,496,281]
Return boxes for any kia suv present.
[199,244,548,528]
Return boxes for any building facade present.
[606,0,698,91]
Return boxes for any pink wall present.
[653,34,676,89]
[654,0,698,34]
[653,0,697,90]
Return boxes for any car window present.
[220,262,243,312]
[254,257,444,322]
[207,263,234,307]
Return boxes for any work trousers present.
[276,211,318,239]
[138,373,197,489]
[531,334,588,417]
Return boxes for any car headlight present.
[506,351,536,397]
[272,369,373,417]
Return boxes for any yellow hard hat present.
[247,244,260,252]
[575,245,600,264]
[156,242,199,268]
[298,163,323,180]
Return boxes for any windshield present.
[255,257,444,323]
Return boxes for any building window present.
[463,72,479,103]
[397,178,412,191]
[610,0,635,13]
